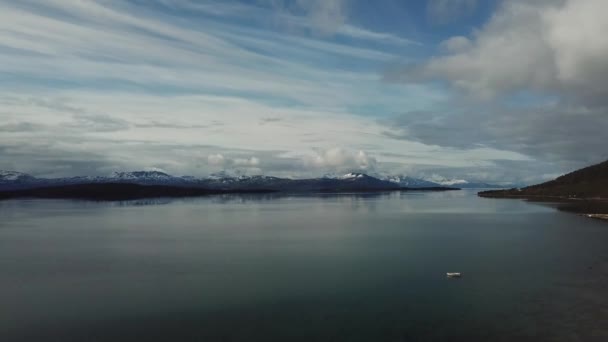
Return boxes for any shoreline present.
[478,191,608,222]
[0,183,460,201]
[581,214,608,221]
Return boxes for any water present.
[1,191,607,341]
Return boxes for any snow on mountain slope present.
[111,171,175,181]
[422,175,469,186]
[0,169,472,192]
[0,171,39,190]
[381,175,442,188]
[202,173,287,189]
[421,175,513,188]
[0,171,35,182]
[324,173,379,181]
[336,173,366,180]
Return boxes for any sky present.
[0,0,606,184]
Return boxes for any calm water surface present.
[1,191,607,341]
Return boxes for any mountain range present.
[0,170,511,193]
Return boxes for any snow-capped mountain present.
[111,171,175,181]
[201,173,287,190]
[435,179,469,186]
[380,175,442,188]
[421,175,513,189]
[0,171,35,182]
[107,171,191,186]
[0,171,40,190]
[207,170,250,180]
[0,170,466,193]
[333,172,366,180]
[315,172,401,190]
[0,170,192,190]
[327,173,446,188]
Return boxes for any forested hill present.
[479,159,608,199]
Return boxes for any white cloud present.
[544,0,608,90]
[260,0,347,35]
[337,25,419,46]
[439,36,471,53]
[302,147,377,172]
[0,0,551,182]
[0,90,530,178]
[207,154,226,166]
[0,0,421,114]
[402,0,608,102]
[143,166,169,173]
[424,174,468,186]
[207,154,261,169]
[427,0,478,24]
[159,0,414,46]
[297,0,347,35]
[233,157,261,167]
[382,0,608,172]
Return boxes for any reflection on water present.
[0,191,607,341]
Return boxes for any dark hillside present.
[0,183,276,201]
[479,159,608,198]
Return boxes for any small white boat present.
[446,272,462,278]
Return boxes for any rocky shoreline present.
[582,214,608,221]
[478,190,608,223]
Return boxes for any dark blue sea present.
[1,190,607,341]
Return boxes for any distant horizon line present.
[0,169,520,187]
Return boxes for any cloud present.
[259,117,282,125]
[411,158,570,186]
[383,0,608,173]
[207,154,261,169]
[69,113,131,132]
[439,36,472,53]
[427,0,478,24]
[260,0,347,35]
[203,148,380,176]
[0,122,44,132]
[296,0,347,35]
[0,0,581,183]
[396,0,608,103]
[301,147,377,172]
[159,0,414,46]
[234,157,261,167]
[134,121,212,129]
[207,154,226,167]
[337,25,419,46]
[0,0,400,111]
[381,103,608,169]
[0,83,536,182]
[0,141,118,178]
